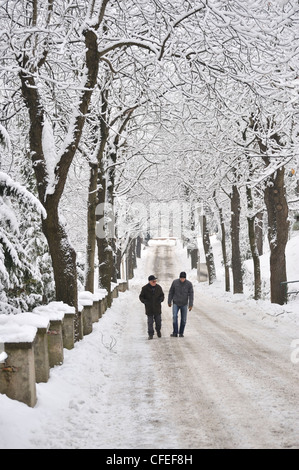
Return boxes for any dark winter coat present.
[168,279,194,307]
[139,283,165,316]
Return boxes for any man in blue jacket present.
[168,272,194,337]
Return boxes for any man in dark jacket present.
[139,275,165,340]
[168,272,194,337]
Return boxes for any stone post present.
[0,324,37,408]
[33,305,65,368]
[118,280,128,292]
[82,306,93,335]
[47,320,64,367]
[0,313,50,384]
[94,289,108,317]
[34,325,50,383]
[78,292,94,335]
[62,311,76,350]
[112,286,119,299]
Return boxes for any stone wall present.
[0,281,128,407]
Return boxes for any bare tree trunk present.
[136,236,142,258]
[18,75,80,310]
[255,211,264,256]
[246,185,261,300]
[93,87,113,304]
[132,238,137,271]
[42,203,78,303]
[189,204,199,270]
[264,167,289,304]
[190,249,199,270]
[213,192,230,292]
[96,159,113,307]
[231,184,243,294]
[107,149,118,284]
[202,214,216,284]
[18,27,100,315]
[95,91,136,297]
[115,244,122,279]
[256,126,289,305]
[85,162,98,293]
[126,238,135,280]
[219,207,230,292]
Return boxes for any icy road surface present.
[1,241,298,449]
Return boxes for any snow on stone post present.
[33,305,65,368]
[0,313,50,384]
[78,292,94,336]
[0,324,37,407]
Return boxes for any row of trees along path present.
[0,1,298,329]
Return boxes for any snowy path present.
[132,242,299,449]
[1,241,298,449]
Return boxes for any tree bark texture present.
[256,125,289,305]
[255,211,264,256]
[231,184,243,294]
[85,163,98,293]
[246,186,262,300]
[264,167,289,304]
[219,207,230,292]
[96,164,113,307]
[190,249,199,270]
[202,215,216,284]
[213,192,230,292]
[42,204,78,309]
[18,27,99,313]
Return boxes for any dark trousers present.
[147,314,161,336]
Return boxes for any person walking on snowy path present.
[168,272,194,337]
[139,275,165,340]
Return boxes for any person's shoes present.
[148,335,153,340]
[170,333,178,337]
[179,334,184,337]
[157,331,161,338]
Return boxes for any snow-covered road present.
[131,242,299,449]
[1,240,298,449]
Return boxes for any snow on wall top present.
[0,312,49,330]
[33,301,75,321]
[79,290,107,306]
[0,323,37,344]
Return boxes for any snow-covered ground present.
[196,231,299,326]
[0,234,298,449]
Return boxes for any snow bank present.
[194,232,299,329]
[244,232,299,284]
